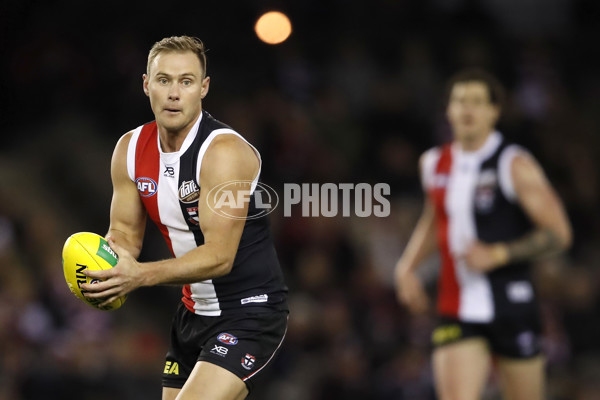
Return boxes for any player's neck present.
[159,129,188,153]
[457,130,493,152]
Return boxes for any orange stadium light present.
[255,11,292,45]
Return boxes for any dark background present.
[1,0,600,399]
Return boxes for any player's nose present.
[168,83,180,101]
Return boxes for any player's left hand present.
[80,238,144,308]
[464,240,508,272]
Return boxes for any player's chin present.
[158,115,187,130]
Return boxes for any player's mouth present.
[461,116,475,126]
[164,107,182,114]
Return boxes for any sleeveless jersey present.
[422,132,537,322]
[126,111,288,316]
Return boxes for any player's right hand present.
[81,238,144,308]
[395,269,429,314]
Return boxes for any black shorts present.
[162,303,288,392]
[431,316,542,359]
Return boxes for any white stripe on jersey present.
[453,133,503,322]
[126,126,143,181]
[156,112,202,257]
[498,144,529,203]
[196,128,263,195]
[421,148,441,190]
[446,144,494,322]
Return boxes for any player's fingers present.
[83,268,113,280]
[99,295,121,308]
[83,285,122,299]
[107,237,127,258]
[80,279,112,293]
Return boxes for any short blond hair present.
[147,36,207,76]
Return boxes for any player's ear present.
[491,104,500,124]
[201,76,210,99]
[143,74,150,97]
[445,103,452,122]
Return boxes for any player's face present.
[143,51,209,135]
[446,82,499,144]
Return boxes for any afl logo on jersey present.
[179,180,200,204]
[135,177,158,197]
[432,174,449,188]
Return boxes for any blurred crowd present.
[1,0,600,399]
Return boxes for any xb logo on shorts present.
[242,354,256,370]
[136,177,158,197]
[210,345,229,357]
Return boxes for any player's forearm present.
[494,227,571,265]
[142,243,235,286]
[106,228,143,259]
[396,211,437,275]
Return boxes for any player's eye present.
[182,79,192,86]
[158,78,168,85]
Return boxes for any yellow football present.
[62,232,126,311]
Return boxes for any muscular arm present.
[142,135,259,285]
[394,198,437,276]
[106,132,147,258]
[503,154,572,261]
[394,154,438,313]
[465,153,572,271]
[83,134,259,304]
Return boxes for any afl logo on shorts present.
[136,177,158,197]
[217,333,238,345]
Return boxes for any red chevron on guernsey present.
[134,122,174,256]
[430,144,460,318]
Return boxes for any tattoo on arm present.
[505,228,562,264]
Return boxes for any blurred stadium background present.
[1,0,599,399]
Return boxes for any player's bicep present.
[197,135,259,265]
[511,154,571,247]
[108,132,147,255]
[418,152,437,228]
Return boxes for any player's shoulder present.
[498,140,536,171]
[419,144,447,170]
[112,130,135,157]
[201,133,259,185]
[203,111,233,131]
[205,133,256,166]
[114,122,154,152]
[419,144,451,189]
[118,129,135,145]
[112,123,148,165]
[420,145,442,159]
[496,132,531,156]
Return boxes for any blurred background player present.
[395,69,572,400]
[80,36,288,400]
